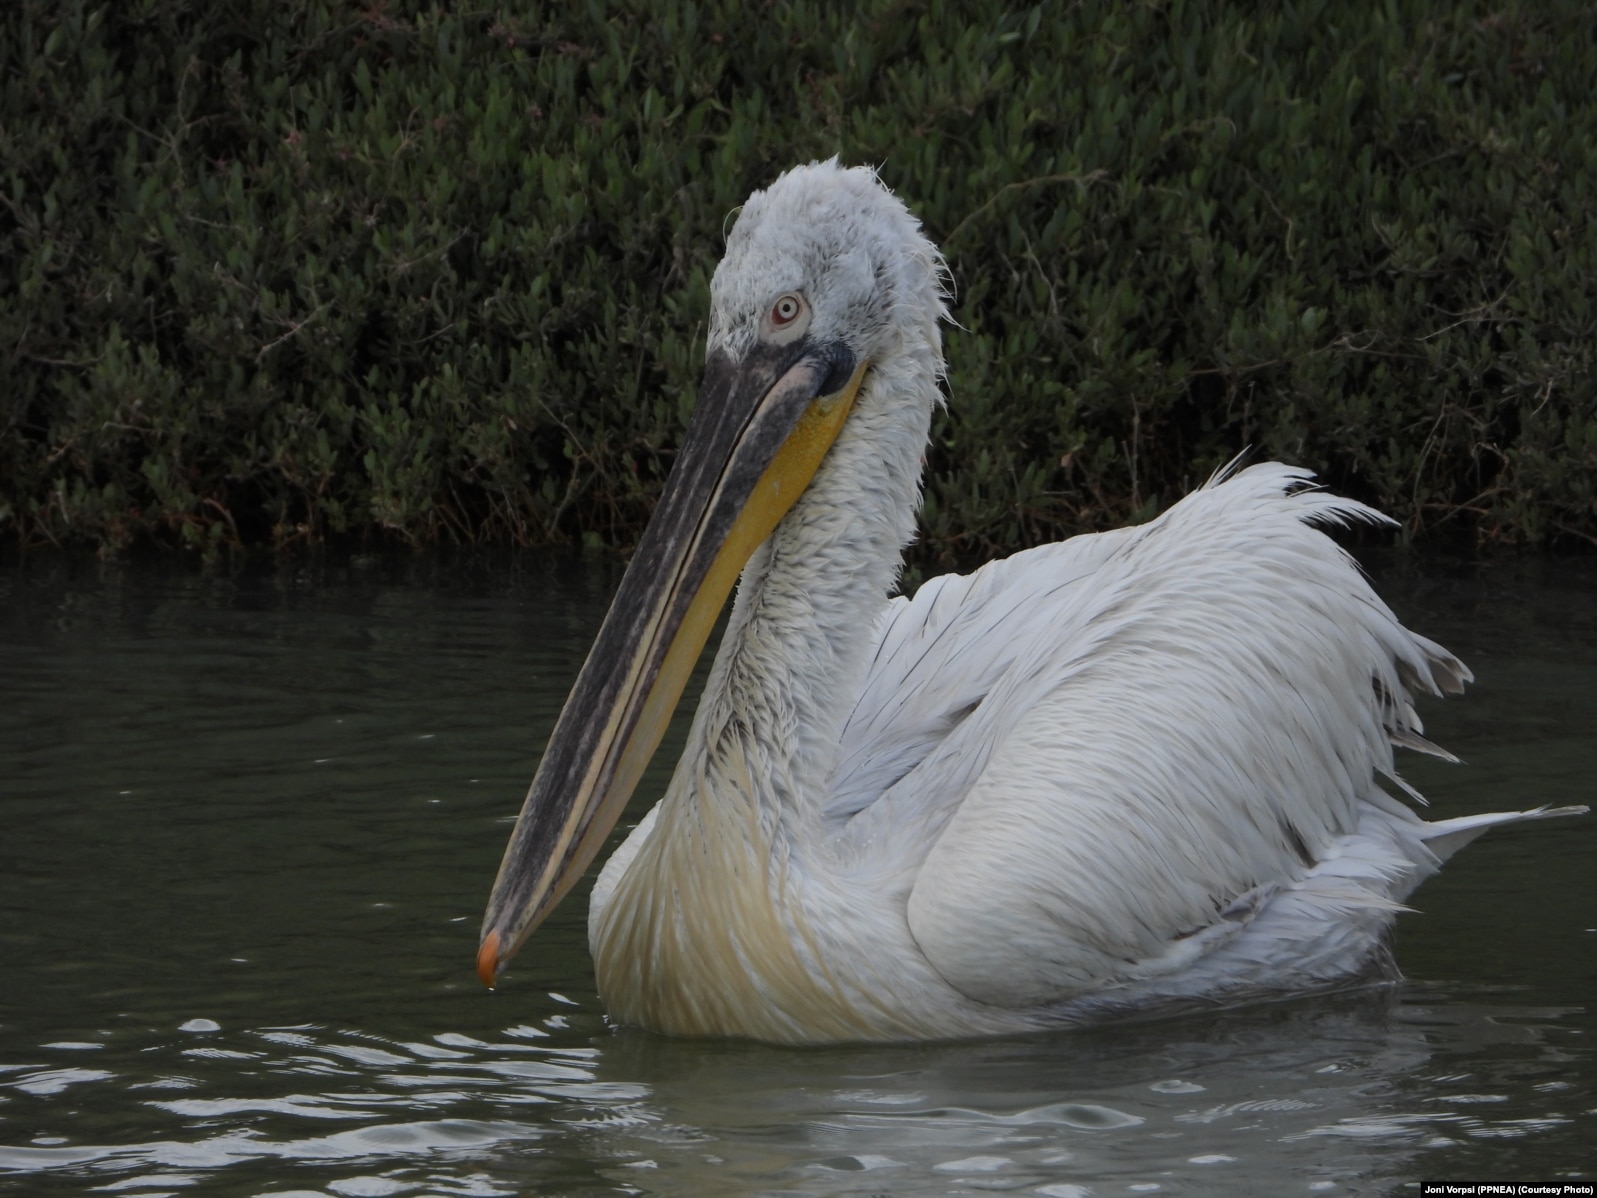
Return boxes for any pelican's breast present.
[590,741,902,1043]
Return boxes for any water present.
[1,549,1592,1196]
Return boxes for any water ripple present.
[0,1021,607,1191]
[7,1067,115,1098]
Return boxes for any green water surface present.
[1,551,1592,1196]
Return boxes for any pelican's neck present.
[591,342,943,1042]
[688,349,938,832]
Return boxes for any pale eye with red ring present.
[762,291,811,343]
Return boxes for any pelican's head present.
[477,161,947,986]
[706,160,947,375]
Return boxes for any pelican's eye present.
[761,292,811,344]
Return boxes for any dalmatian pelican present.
[477,160,1583,1043]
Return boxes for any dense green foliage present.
[3,0,1594,557]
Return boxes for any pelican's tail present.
[1058,798,1587,1024]
[1417,803,1590,864]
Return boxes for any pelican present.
[477,160,1584,1043]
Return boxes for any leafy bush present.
[3,0,1593,557]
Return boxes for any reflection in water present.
[0,551,1592,1195]
[587,991,1585,1196]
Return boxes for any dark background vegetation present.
[3,0,1593,561]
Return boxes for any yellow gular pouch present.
[741,357,870,544]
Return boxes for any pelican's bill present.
[477,338,868,986]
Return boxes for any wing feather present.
[829,462,1470,1007]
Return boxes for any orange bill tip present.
[476,931,501,989]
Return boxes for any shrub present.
[3,0,1593,557]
